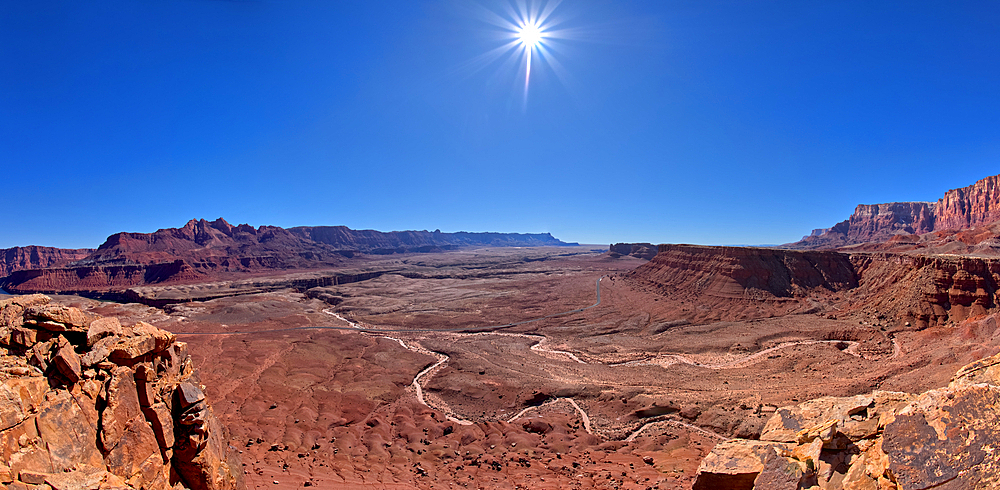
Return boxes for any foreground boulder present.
[0,295,245,490]
[694,351,1000,490]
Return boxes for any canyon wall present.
[936,173,1000,230]
[791,173,1000,249]
[632,245,857,300]
[0,294,244,490]
[628,244,1000,327]
[0,246,92,278]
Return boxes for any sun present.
[463,0,569,110]
[517,22,544,49]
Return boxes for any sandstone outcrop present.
[632,245,857,300]
[693,352,1000,490]
[0,294,245,490]
[790,174,1000,250]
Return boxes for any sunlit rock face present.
[0,294,245,490]
[693,351,1000,490]
[789,174,1000,251]
[629,243,1000,327]
[0,246,92,278]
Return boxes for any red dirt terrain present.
[5,173,1000,489]
[55,249,726,490]
[16,236,994,489]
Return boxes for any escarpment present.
[792,174,1000,250]
[608,243,658,260]
[0,246,93,278]
[626,244,1000,327]
[0,294,245,490]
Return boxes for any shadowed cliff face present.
[631,245,857,300]
[791,174,1000,250]
[627,244,1000,327]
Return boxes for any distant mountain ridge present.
[789,174,1000,250]
[0,218,577,294]
[290,225,573,254]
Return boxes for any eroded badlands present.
[20,244,997,489]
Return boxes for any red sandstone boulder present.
[87,317,123,347]
[0,295,50,328]
[34,391,105,472]
[52,336,82,383]
[24,304,95,332]
[949,351,1000,388]
[692,440,789,490]
[694,352,1000,490]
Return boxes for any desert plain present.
[16,241,994,490]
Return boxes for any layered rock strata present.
[0,247,93,278]
[692,352,1000,489]
[627,244,1000,326]
[791,174,1000,249]
[631,245,857,300]
[0,294,245,490]
[608,243,658,260]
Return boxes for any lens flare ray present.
[460,0,567,110]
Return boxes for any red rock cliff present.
[790,174,1000,249]
[1,219,578,295]
[632,244,857,300]
[935,174,1000,230]
[0,246,92,278]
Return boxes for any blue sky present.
[2,0,998,249]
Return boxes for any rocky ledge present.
[0,295,245,490]
[693,351,1000,489]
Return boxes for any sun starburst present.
[462,0,570,110]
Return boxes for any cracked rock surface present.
[0,294,245,490]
